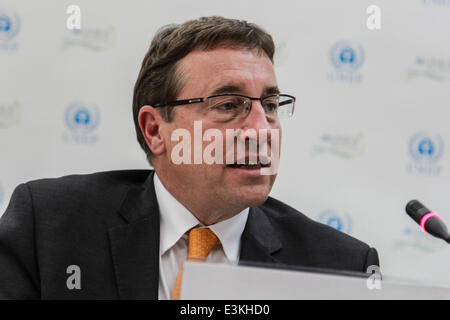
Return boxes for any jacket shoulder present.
[25,169,151,190]
[261,196,370,249]
[258,196,376,271]
[23,169,153,225]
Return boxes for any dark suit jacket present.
[0,170,379,299]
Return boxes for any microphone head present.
[405,200,450,242]
[405,200,431,224]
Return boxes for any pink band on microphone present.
[420,212,441,233]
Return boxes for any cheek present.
[162,118,194,152]
[273,124,282,152]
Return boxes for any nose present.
[238,100,280,149]
[242,100,274,131]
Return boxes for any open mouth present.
[226,160,271,169]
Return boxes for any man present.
[0,16,378,299]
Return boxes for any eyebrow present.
[210,84,280,97]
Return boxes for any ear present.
[138,105,166,156]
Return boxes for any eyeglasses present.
[153,93,296,122]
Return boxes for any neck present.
[153,167,245,225]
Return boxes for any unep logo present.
[0,9,20,40]
[65,102,100,134]
[407,132,444,175]
[63,102,100,144]
[409,132,444,163]
[330,41,365,72]
[318,210,352,235]
[328,40,364,83]
[0,9,20,50]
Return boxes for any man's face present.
[157,47,281,222]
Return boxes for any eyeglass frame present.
[153,93,296,119]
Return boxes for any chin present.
[232,186,271,208]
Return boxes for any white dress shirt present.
[154,173,249,300]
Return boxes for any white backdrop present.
[1,0,449,287]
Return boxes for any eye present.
[217,102,238,111]
[265,103,278,111]
[210,96,245,112]
[263,100,279,113]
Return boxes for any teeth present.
[242,164,261,168]
[229,163,264,169]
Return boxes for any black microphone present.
[405,200,450,244]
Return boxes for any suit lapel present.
[108,171,160,299]
[239,206,283,266]
[108,172,283,298]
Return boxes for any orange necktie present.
[171,227,220,300]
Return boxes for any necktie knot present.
[171,227,220,299]
[187,227,220,260]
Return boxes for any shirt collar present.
[208,208,249,263]
[154,172,249,263]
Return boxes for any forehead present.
[177,47,277,97]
